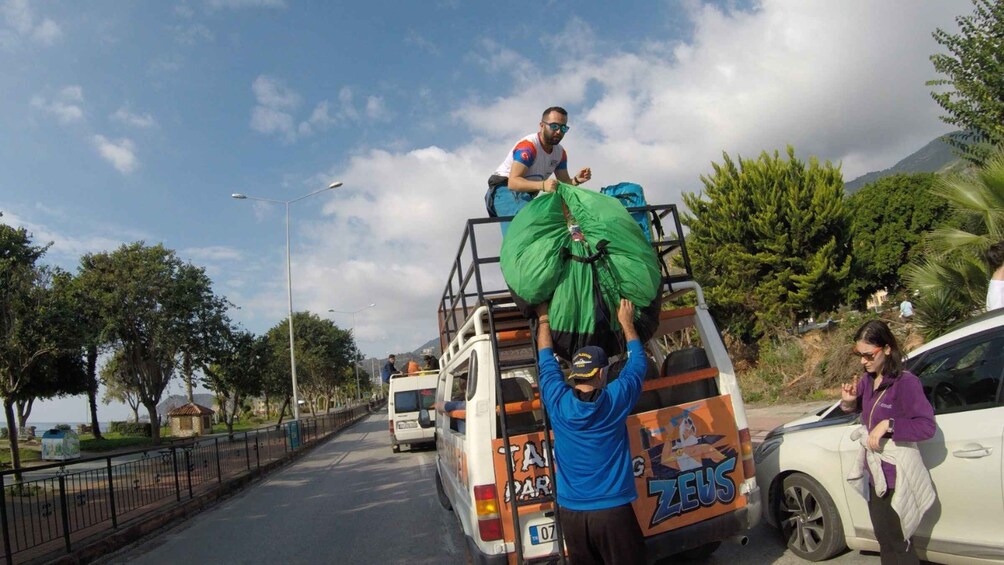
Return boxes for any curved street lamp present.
[328,303,376,401]
[232,181,343,420]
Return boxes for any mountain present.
[844,134,965,194]
[362,337,441,374]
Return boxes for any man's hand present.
[543,178,559,193]
[617,299,639,341]
[574,167,592,185]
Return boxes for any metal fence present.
[0,403,377,564]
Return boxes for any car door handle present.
[952,445,992,459]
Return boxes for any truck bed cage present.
[437,204,693,352]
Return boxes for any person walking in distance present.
[840,320,936,565]
[534,298,646,564]
[485,106,592,235]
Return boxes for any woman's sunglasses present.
[852,347,883,361]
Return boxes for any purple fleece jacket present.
[853,370,935,489]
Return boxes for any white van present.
[387,370,438,453]
[428,205,760,564]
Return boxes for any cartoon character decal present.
[628,395,746,534]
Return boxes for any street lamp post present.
[232,181,343,420]
[328,304,376,402]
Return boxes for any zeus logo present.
[646,458,737,527]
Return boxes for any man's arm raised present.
[535,302,553,351]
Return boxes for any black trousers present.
[559,503,646,565]
[868,486,919,565]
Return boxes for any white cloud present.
[92,135,138,174]
[250,75,301,142]
[1,0,61,46]
[111,107,158,129]
[230,0,972,359]
[182,245,245,262]
[172,22,214,46]
[0,208,130,265]
[365,96,388,120]
[205,0,286,9]
[404,29,439,55]
[30,85,85,123]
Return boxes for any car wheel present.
[392,444,400,453]
[778,473,846,561]
[435,469,453,511]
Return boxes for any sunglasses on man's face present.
[852,347,883,361]
[543,122,570,133]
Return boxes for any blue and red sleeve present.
[513,141,537,167]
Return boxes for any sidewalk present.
[745,400,834,446]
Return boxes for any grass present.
[79,432,159,452]
[0,448,42,465]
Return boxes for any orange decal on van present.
[627,395,746,536]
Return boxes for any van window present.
[395,388,436,413]
[629,319,719,415]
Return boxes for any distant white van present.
[387,370,438,453]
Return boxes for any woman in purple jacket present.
[840,320,935,564]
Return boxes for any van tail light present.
[738,428,755,479]
[474,484,503,541]
[388,421,393,434]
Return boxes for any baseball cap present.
[568,346,609,380]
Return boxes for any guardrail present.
[0,401,382,564]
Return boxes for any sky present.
[1,0,970,423]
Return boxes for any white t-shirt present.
[492,133,568,182]
[987,279,1004,311]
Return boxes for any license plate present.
[529,522,555,545]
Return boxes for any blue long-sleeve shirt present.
[538,339,645,511]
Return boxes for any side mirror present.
[418,409,432,428]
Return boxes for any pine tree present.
[682,146,851,343]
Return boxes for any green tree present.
[1,219,85,470]
[264,312,354,416]
[79,243,224,444]
[929,0,1004,165]
[905,147,1004,333]
[101,348,142,423]
[682,147,852,343]
[844,173,961,305]
[204,326,266,437]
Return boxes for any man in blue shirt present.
[380,354,398,394]
[535,298,646,565]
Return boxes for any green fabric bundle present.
[500,183,661,359]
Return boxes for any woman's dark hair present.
[853,320,903,377]
[986,240,1004,270]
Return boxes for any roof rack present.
[437,203,693,353]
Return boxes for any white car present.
[754,308,1004,564]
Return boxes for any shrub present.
[109,421,152,437]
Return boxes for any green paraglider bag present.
[500,183,662,359]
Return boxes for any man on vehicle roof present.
[485,106,592,235]
[381,354,398,386]
[534,298,646,565]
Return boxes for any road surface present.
[100,410,898,564]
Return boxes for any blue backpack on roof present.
[601,182,652,242]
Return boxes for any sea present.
[1,422,113,433]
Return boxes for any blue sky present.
[2,0,969,422]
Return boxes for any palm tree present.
[905,147,1004,336]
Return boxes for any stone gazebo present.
[167,402,215,437]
